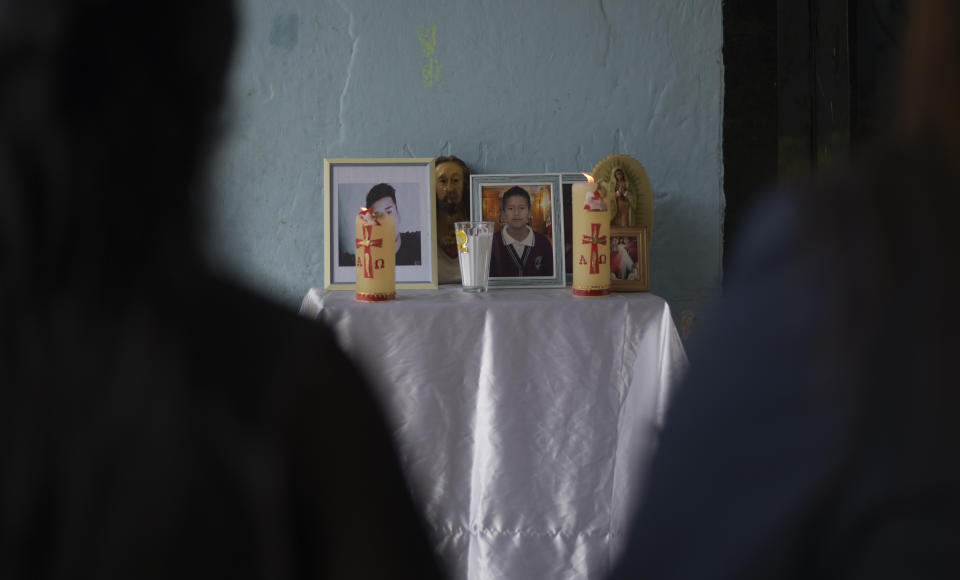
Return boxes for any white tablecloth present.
[300,286,688,580]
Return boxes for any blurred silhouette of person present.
[608,1,960,578]
[0,1,445,579]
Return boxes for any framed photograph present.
[561,172,590,284]
[469,173,565,288]
[323,158,437,290]
[609,226,650,292]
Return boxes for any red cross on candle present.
[581,222,607,274]
[356,224,383,279]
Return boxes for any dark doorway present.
[721,0,905,281]
[721,0,778,278]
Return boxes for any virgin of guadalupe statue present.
[611,167,634,227]
[592,154,654,234]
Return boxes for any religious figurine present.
[435,155,471,284]
[611,167,633,227]
[592,154,655,234]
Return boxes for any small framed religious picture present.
[609,226,650,292]
[469,173,565,288]
[323,158,438,290]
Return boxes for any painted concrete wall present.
[208,0,724,336]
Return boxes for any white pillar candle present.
[572,177,611,297]
[355,207,396,302]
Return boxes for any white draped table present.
[299,286,687,580]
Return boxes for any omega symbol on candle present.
[576,251,609,267]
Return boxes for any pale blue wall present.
[208,0,724,335]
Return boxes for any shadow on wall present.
[680,310,698,342]
[645,187,720,347]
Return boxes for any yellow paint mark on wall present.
[418,24,440,88]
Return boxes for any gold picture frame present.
[609,226,649,292]
[323,158,438,290]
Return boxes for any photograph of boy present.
[338,182,422,267]
[366,183,422,266]
[489,186,554,278]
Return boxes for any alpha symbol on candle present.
[355,224,384,279]
[581,222,607,274]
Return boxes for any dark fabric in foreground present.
[608,144,960,578]
[2,271,445,579]
[0,0,445,577]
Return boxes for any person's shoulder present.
[402,231,421,243]
[722,188,820,298]
[683,188,816,370]
[189,272,343,367]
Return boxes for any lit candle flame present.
[583,173,594,183]
[358,206,379,224]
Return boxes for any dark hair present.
[0,0,239,572]
[365,183,397,210]
[500,186,531,210]
[0,1,235,298]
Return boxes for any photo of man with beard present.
[434,155,470,283]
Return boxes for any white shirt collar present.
[502,225,534,250]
